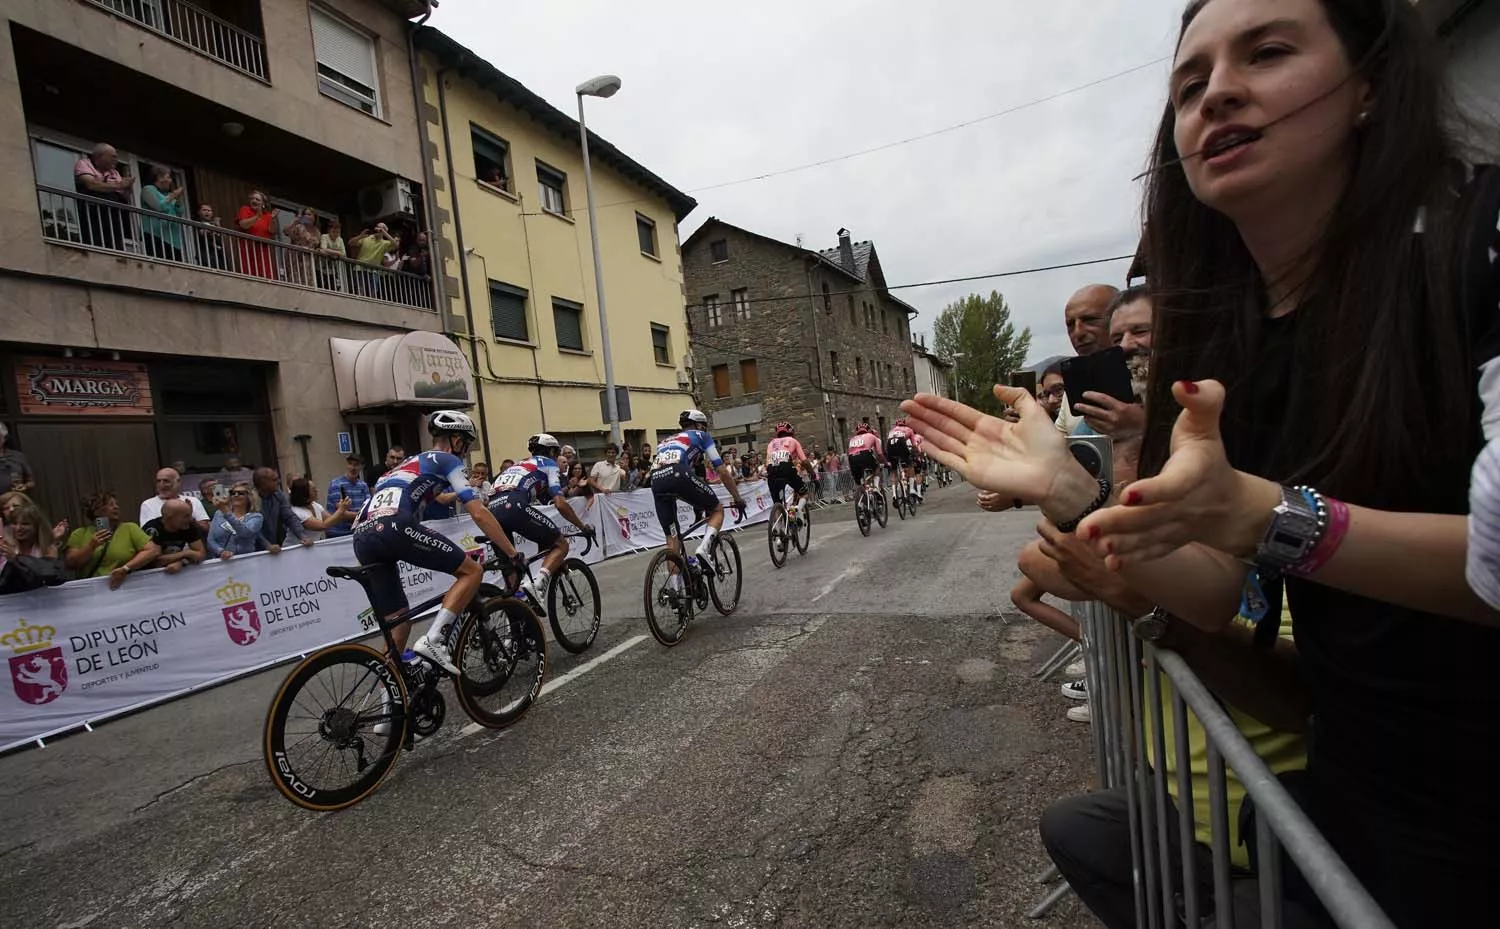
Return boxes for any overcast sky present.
[428,0,1188,363]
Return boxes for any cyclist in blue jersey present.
[488,433,595,602]
[351,410,522,675]
[649,410,745,583]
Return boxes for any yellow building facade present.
[415,29,699,465]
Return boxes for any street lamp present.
[577,74,624,448]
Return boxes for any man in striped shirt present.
[324,454,370,539]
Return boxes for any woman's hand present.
[51,520,68,543]
[219,549,234,561]
[108,566,130,590]
[901,386,1098,522]
[91,529,112,549]
[1078,380,1281,567]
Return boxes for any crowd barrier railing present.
[1032,602,1395,928]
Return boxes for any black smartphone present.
[1061,347,1135,416]
[1008,370,1038,399]
[340,486,348,500]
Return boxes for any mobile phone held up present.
[94,516,111,533]
[1060,347,1135,417]
[1008,370,1038,400]
[213,485,230,504]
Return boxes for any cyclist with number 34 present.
[650,410,745,586]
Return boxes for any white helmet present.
[528,433,561,457]
[679,409,709,429]
[427,409,477,440]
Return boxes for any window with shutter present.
[636,214,658,256]
[709,239,729,262]
[731,288,749,320]
[472,125,511,191]
[740,359,759,393]
[704,294,722,328]
[537,162,567,214]
[310,8,380,116]
[651,324,671,365]
[712,364,731,398]
[489,281,529,342]
[553,298,585,351]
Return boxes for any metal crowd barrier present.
[1031,601,1395,928]
[37,185,435,311]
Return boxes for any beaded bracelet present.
[1056,478,1112,534]
[1287,485,1350,577]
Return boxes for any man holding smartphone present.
[1072,285,1152,443]
[1054,284,1118,435]
[324,454,369,539]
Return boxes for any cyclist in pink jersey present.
[765,423,812,522]
[911,430,929,503]
[846,422,887,495]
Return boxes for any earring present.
[1355,110,1371,127]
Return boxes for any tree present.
[931,291,1032,414]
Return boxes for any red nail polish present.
[1086,525,1099,540]
[1180,380,1200,395]
[1124,490,1141,505]
[1105,541,1115,555]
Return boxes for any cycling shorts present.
[847,451,878,482]
[767,462,805,507]
[887,439,912,466]
[649,467,719,538]
[490,498,561,549]
[352,515,466,619]
[912,456,927,473]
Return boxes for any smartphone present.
[340,486,348,501]
[1008,370,1038,399]
[94,516,110,533]
[1061,347,1136,416]
[213,485,230,504]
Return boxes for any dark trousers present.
[1040,787,1328,929]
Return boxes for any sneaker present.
[1065,659,1086,678]
[371,683,394,736]
[1061,679,1088,701]
[1066,704,1092,723]
[413,636,460,677]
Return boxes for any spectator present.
[1055,284,1119,435]
[1074,284,1152,485]
[384,445,406,474]
[141,498,207,575]
[194,202,229,271]
[139,167,185,262]
[1036,363,1066,421]
[589,443,625,493]
[220,456,253,487]
[284,207,321,285]
[206,481,262,560]
[499,458,515,473]
[469,461,494,502]
[402,231,432,277]
[324,454,369,538]
[252,467,312,553]
[639,441,655,464]
[2,503,58,561]
[289,477,351,542]
[632,453,652,490]
[0,423,34,493]
[140,467,210,529]
[65,491,158,589]
[197,477,219,505]
[234,190,278,279]
[317,217,347,290]
[480,164,507,189]
[73,143,133,250]
[617,452,637,490]
[349,222,395,297]
[563,461,593,501]
[558,445,577,474]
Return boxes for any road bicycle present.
[853,472,889,537]
[498,528,601,654]
[642,505,745,646]
[767,485,811,568]
[891,466,918,520]
[933,463,954,488]
[263,544,546,812]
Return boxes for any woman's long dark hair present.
[1141,0,1476,511]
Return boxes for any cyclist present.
[351,410,523,676]
[489,433,595,603]
[650,410,745,586]
[886,418,917,501]
[846,421,887,496]
[911,430,929,503]
[765,422,813,523]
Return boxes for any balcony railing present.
[84,0,269,82]
[38,185,435,312]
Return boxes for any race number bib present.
[769,448,792,465]
[655,447,684,466]
[495,470,525,491]
[369,487,401,513]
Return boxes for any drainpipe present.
[405,10,447,333]
[433,59,493,456]
[803,259,834,449]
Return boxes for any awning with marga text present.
[329,331,475,412]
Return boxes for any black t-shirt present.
[142,517,205,555]
[1216,169,1500,908]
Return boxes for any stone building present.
[681,219,918,455]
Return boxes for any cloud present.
[428,0,1186,363]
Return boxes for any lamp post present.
[949,352,967,402]
[576,74,624,448]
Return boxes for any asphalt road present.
[0,482,1100,929]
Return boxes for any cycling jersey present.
[847,432,883,457]
[492,456,563,505]
[650,430,724,537]
[355,451,477,525]
[887,425,915,465]
[766,436,806,467]
[887,424,916,446]
[652,430,723,474]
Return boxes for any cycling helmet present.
[774,421,795,437]
[679,409,709,429]
[856,422,874,435]
[527,433,561,458]
[428,409,478,441]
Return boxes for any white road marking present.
[457,634,648,737]
[811,564,862,603]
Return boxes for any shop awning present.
[330,331,476,412]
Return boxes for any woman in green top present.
[140,167,185,263]
[64,490,159,590]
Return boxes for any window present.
[830,351,841,382]
[903,368,911,392]
[651,324,671,365]
[704,294,722,328]
[847,295,857,325]
[873,364,881,389]
[537,162,567,215]
[822,283,832,313]
[472,125,511,191]
[712,364,731,398]
[487,281,529,342]
[310,7,381,116]
[837,417,848,446]
[553,297,585,351]
[710,239,729,262]
[636,213,658,257]
[856,357,864,386]
[731,288,750,321]
[881,308,889,334]
[740,359,760,393]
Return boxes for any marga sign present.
[18,356,154,416]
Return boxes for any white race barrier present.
[0,482,771,751]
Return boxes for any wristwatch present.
[1132,607,1171,642]
[1254,485,1325,574]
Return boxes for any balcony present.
[37,186,434,311]
[82,0,269,82]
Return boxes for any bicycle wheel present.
[708,533,743,615]
[793,504,811,555]
[768,506,789,568]
[548,558,601,653]
[644,548,693,646]
[263,643,407,812]
[874,489,889,528]
[894,483,907,520]
[855,493,871,536]
[453,597,547,729]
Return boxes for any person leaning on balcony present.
[73,143,133,251]
[206,481,262,560]
[234,190,278,279]
[285,207,321,285]
[317,217,347,291]
[65,490,158,590]
[193,202,229,271]
[139,167,185,263]
[349,222,394,297]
